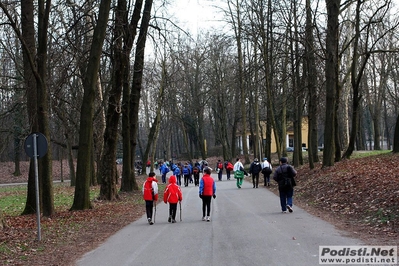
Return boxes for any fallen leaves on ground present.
[292,153,399,245]
[1,153,398,265]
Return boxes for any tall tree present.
[323,0,341,167]
[120,0,145,192]
[227,0,250,164]
[1,0,54,216]
[305,0,319,169]
[36,0,54,216]
[98,0,126,200]
[128,0,154,191]
[71,0,112,210]
[342,0,397,158]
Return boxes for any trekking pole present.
[179,201,182,221]
[154,200,157,223]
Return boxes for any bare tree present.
[323,0,340,167]
[127,0,154,191]
[71,0,112,210]
[305,0,319,168]
[1,0,55,216]
[342,0,399,159]
[226,0,250,164]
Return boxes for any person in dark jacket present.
[142,172,158,225]
[216,160,223,181]
[273,157,297,213]
[249,158,262,188]
[199,167,216,222]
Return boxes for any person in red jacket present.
[142,172,158,225]
[163,175,183,223]
[199,167,216,222]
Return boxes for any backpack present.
[252,162,262,174]
[226,162,234,171]
[278,166,293,191]
[183,167,189,175]
[217,162,223,169]
[262,166,272,175]
[173,167,180,175]
[193,167,199,174]
[163,166,170,174]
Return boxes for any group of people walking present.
[158,160,209,187]
[142,166,217,225]
[142,157,297,225]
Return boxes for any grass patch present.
[0,183,101,216]
[351,150,391,159]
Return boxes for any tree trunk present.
[323,0,340,167]
[0,210,5,230]
[334,83,343,162]
[342,0,371,159]
[36,0,54,217]
[227,0,249,164]
[5,0,54,216]
[143,58,165,173]
[98,0,127,200]
[65,133,76,186]
[120,0,144,191]
[71,0,112,210]
[393,114,399,152]
[128,0,153,191]
[305,0,318,168]
[15,0,38,215]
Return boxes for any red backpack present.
[218,162,223,169]
[226,162,233,171]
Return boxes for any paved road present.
[76,174,363,266]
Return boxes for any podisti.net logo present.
[319,246,397,265]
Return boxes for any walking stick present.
[154,200,157,223]
[179,201,182,221]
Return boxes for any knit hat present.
[263,158,267,161]
[280,157,288,164]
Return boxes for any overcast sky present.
[171,0,225,36]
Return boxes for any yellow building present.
[236,117,309,154]
[268,117,309,153]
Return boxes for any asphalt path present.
[76,173,364,266]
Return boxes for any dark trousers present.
[226,170,231,180]
[279,188,294,211]
[263,174,271,185]
[252,173,260,187]
[168,203,177,220]
[217,170,223,181]
[162,174,166,184]
[145,200,154,219]
[201,196,212,217]
[184,175,190,186]
[194,173,200,186]
[176,175,181,186]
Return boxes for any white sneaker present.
[202,217,206,221]
[206,216,211,222]
[286,205,293,213]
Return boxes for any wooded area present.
[0,0,399,215]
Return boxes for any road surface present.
[76,174,364,266]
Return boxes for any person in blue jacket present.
[160,161,170,184]
[173,163,181,186]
